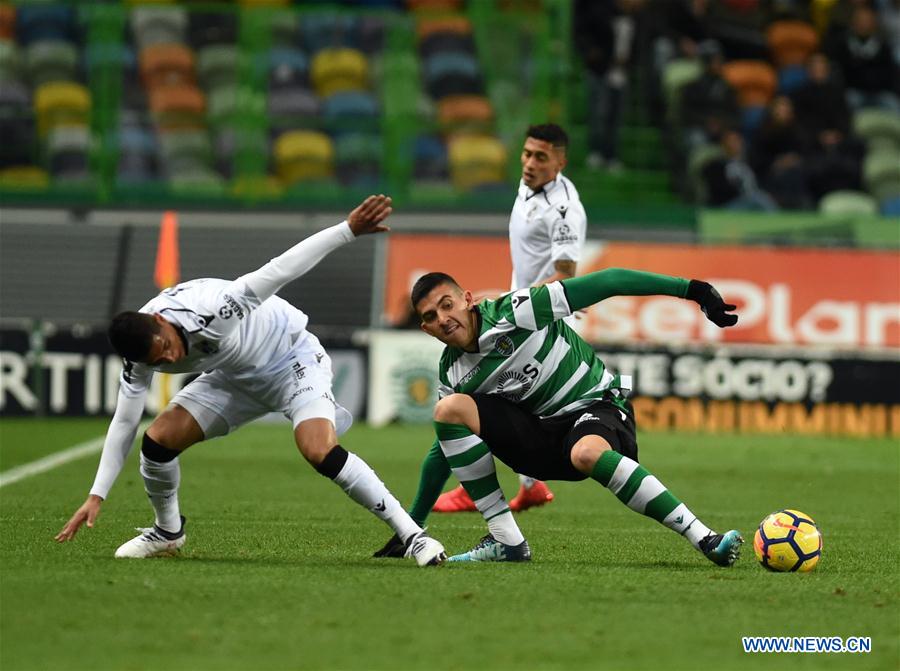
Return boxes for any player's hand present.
[55,495,103,543]
[347,194,392,237]
[687,280,738,328]
[372,532,405,558]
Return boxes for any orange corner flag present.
[154,210,181,290]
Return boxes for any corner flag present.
[154,210,180,289]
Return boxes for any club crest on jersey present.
[493,335,515,357]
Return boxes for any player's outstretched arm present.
[346,194,392,236]
[560,268,738,327]
[55,495,103,542]
[238,194,394,304]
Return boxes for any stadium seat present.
[687,143,726,201]
[140,44,196,89]
[86,43,136,74]
[34,81,90,136]
[662,58,702,125]
[230,174,284,199]
[15,5,74,46]
[0,103,35,169]
[416,16,472,43]
[159,128,212,168]
[880,195,900,216]
[334,132,382,186]
[413,134,449,181]
[46,124,91,179]
[853,108,900,153]
[268,87,320,126]
[310,48,369,98]
[419,32,476,60]
[213,126,267,178]
[0,5,14,41]
[130,6,188,50]
[301,14,359,54]
[0,165,48,187]
[423,51,481,99]
[267,11,299,47]
[148,84,205,129]
[169,168,226,195]
[197,45,239,92]
[357,16,387,54]
[266,47,309,92]
[188,11,237,49]
[447,134,507,190]
[776,64,808,95]
[818,190,878,215]
[117,152,159,185]
[274,130,335,183]
[0,39,22,82]
[863,150,900,202]
[207,85,265,129]
[721,60,777,108]
[26,40,79,87]
[322,90,379,132]
[766,20,818,68]
[437,94,493,131]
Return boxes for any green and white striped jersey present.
[437,282,630,418]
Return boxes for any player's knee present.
[570,437,610,474]
[433,394,468,424]
[141,433,181,463]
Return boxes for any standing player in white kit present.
[433,124,587,514]
[55,195,446,567]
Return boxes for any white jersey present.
[509,173,587,290]
[120,277,312,397]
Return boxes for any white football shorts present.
[172,334,352,439]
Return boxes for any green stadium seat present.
[26,39,79,87]
[853,108,900,153]
[197,44,239,92]
[863,150,900,202]
[130,6,187,50]
[662,58,701,125]
[818,190,879,216]
[0,39,23,83]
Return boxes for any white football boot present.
[403,529,447,567]
[114,516,186,558]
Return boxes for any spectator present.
[575,0,647,171]
[701,129,778,210]
[654,0,712,66]
[751,95,812,208]
[679,39,740,149]
[828,5,900,112]
[791,53,865,201]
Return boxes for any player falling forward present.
[55,195,446,567]
[433,123,587,514]
[382,268,743,564]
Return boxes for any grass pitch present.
[0,418,897,671]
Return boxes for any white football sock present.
[333,451,420,542]
[518,474,537,489]
[663,503,713,550]
[139,452,182,533]
[487,511,525,546]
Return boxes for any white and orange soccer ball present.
[753,509,822,572]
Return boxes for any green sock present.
[408,439,451,527]
[434,421,524,546]
[590,450,712,549]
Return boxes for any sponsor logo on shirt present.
[573,412,601,428]
[292,361,306,380]
[494,335,515,357]
[557,204,568,219]
[459,364,481,386]
[220,294,245,320]
[552,222,578,244]
[496,370,533,401]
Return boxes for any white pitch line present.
[0,422,149,489]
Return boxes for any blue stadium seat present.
[16,5,75,46]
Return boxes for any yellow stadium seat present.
[0,166,49,188]
[34,81,90,136]
[274,130,335,183]
[447,134,507,190]
[310,48,368,98]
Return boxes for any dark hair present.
[525,124,569,151]
[410,272,461,312]
[108,311,160,362]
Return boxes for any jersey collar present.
[522,173,563,201]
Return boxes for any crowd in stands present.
[584,0,900,215]
[1,0,897,215]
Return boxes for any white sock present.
[333,451,420,542]
[518,474,536,489]
[487,511,525,546]
[139,452,182,533]
[663,503,713,550]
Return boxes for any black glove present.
[687,280,738,327]
[373,532,405,558]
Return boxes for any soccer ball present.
[753,509,822,572]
